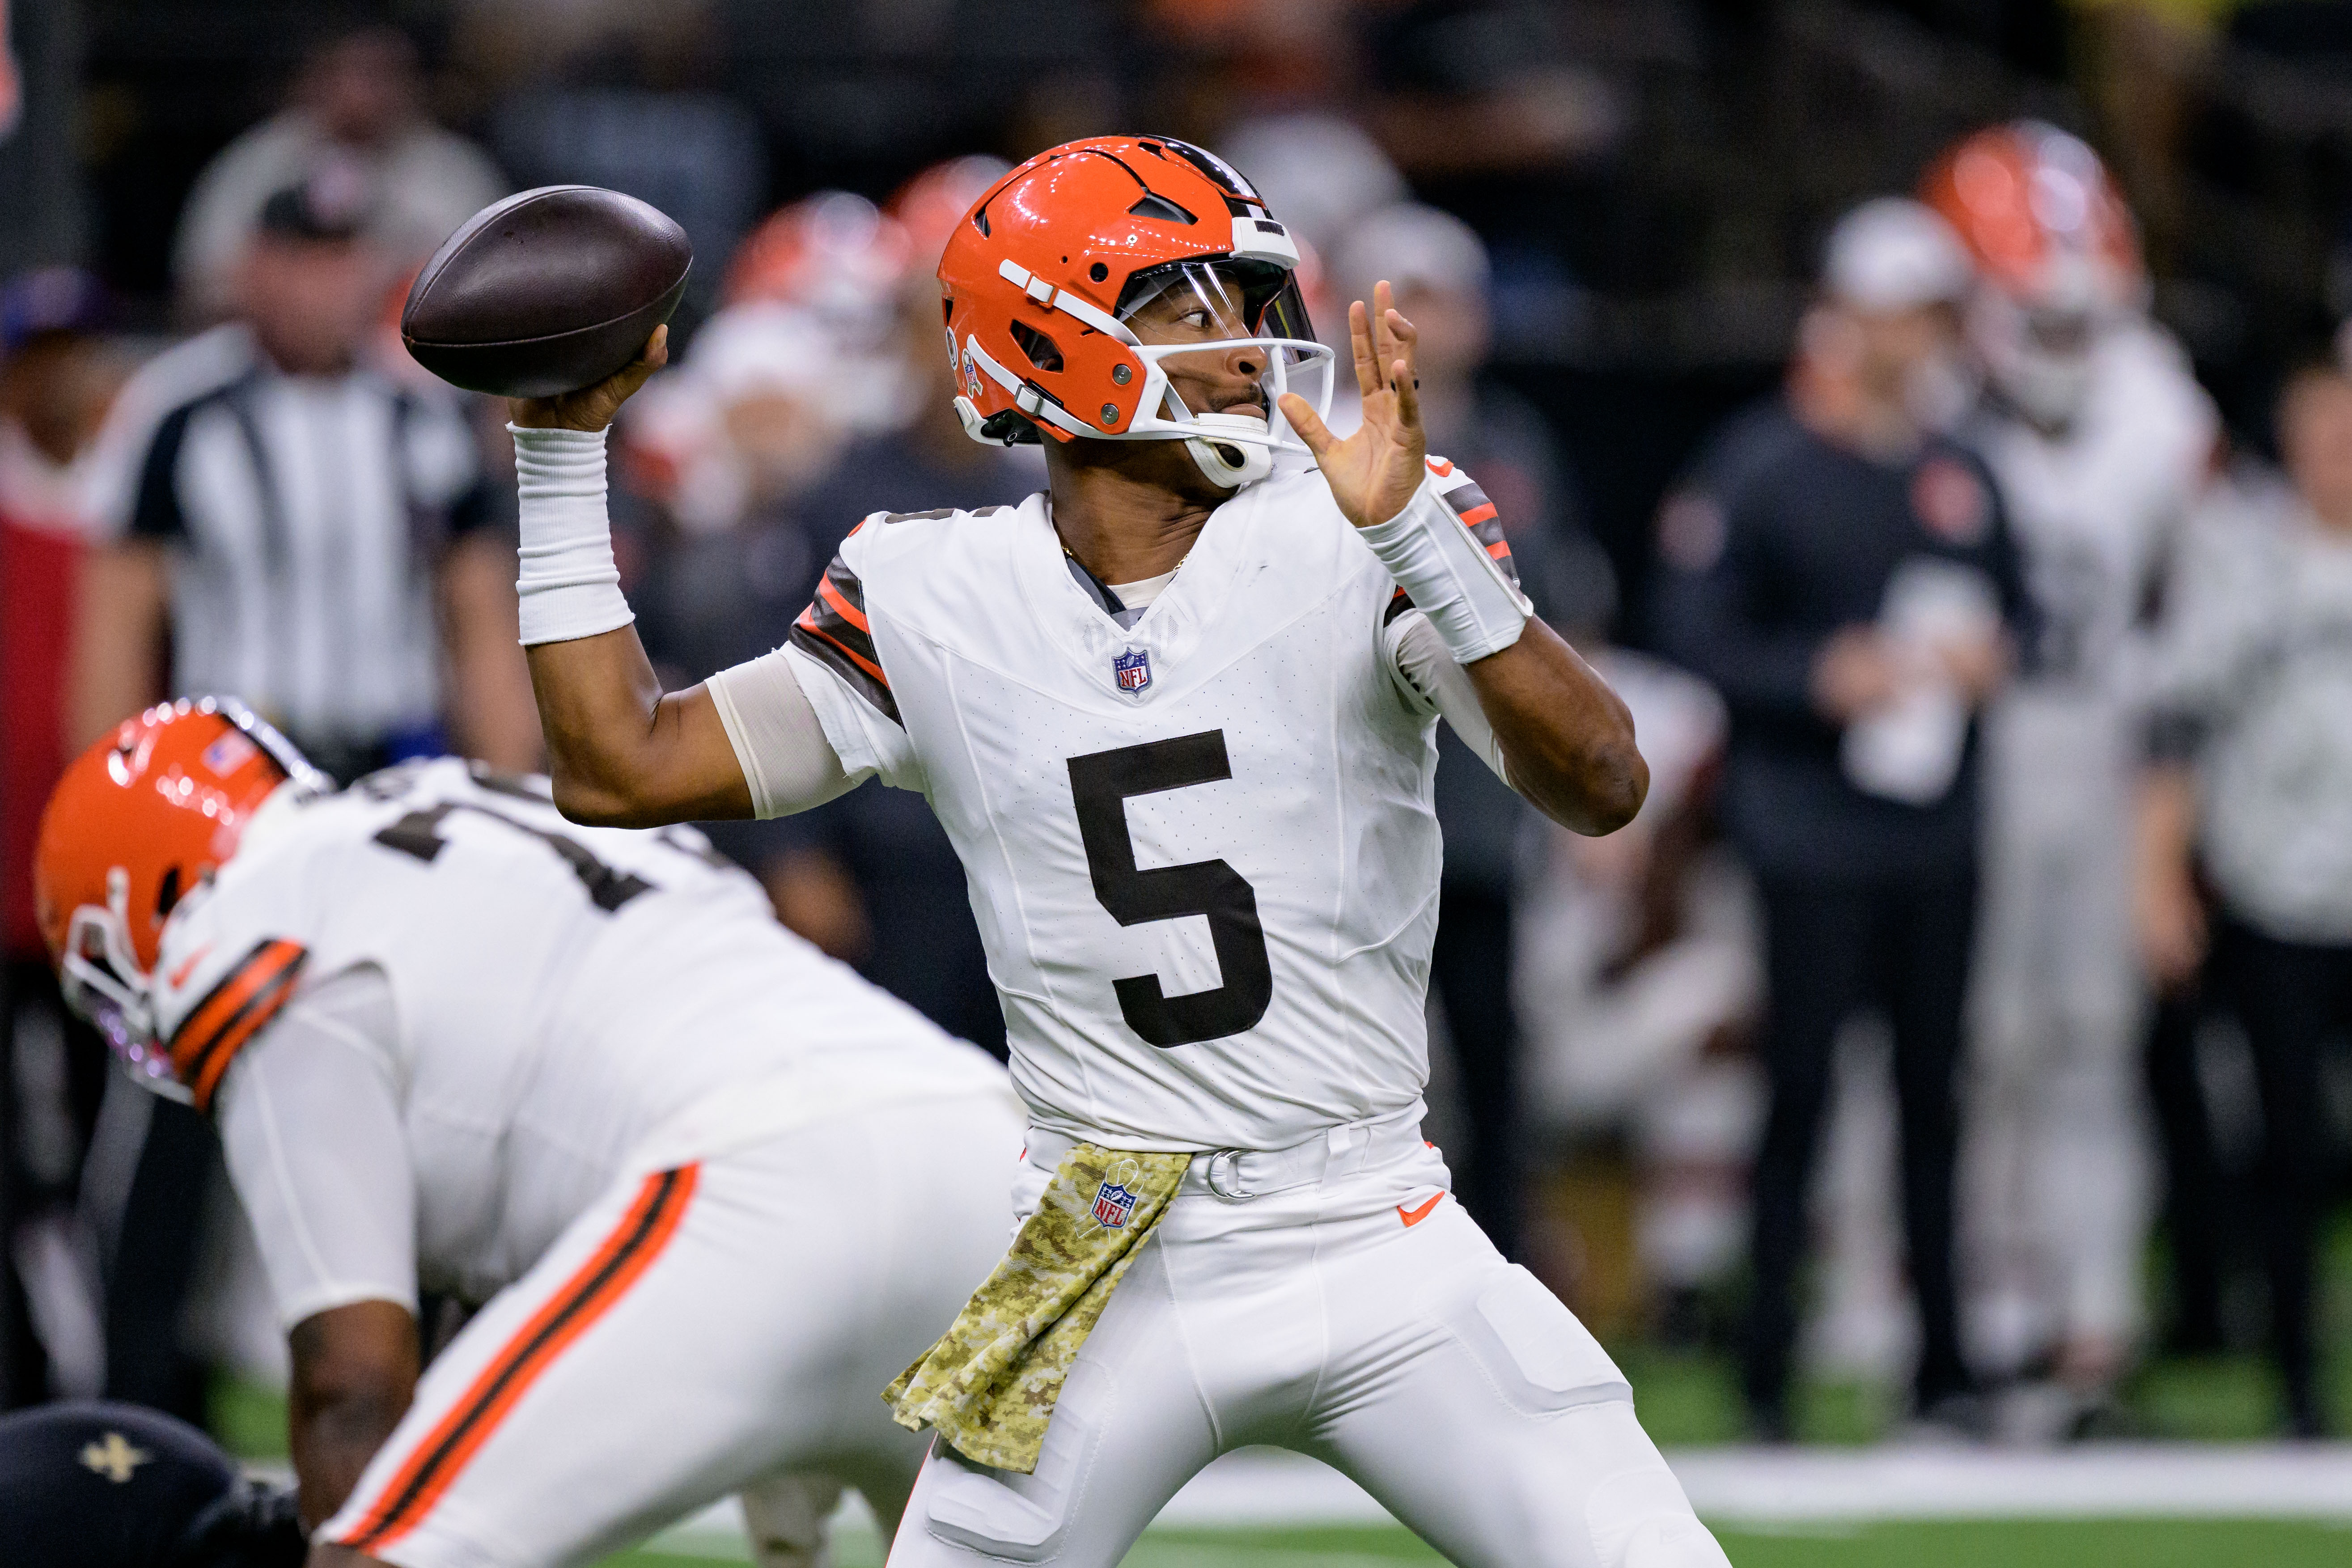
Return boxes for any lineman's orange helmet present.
[33,698,324,1079]
[936,134,1332,489]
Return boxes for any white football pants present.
[1966,692,2155,1368]
[886,1131,1729,1568]
[322,1095,1022,1568]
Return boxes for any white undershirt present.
[1108,568,1178,611]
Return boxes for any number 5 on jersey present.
[1067,731,1274,1048]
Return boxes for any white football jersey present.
[1967,320,2216,705]
[785,462,1514,1153]
[150,757,1003,1304]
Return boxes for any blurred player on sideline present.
[33,700,1021,1568]
[1925,122,2218,1425]
[498,137,1726,1567]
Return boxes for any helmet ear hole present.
[1008,321,1064,373]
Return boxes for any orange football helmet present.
[936,134,1331,488]
[889,155,1015,264]
[1923,121,2145,424]
[34,698,324,1080]
[1924,121,2140,312]
[725,191,913,314]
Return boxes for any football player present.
[1923,123,2219,1420]
[502,137,1726,1567]
[33,699,1022,1568]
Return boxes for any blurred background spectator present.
[2137,357,2352,1438]
[0,267,122,1411]
[1655,197,2027,1439]
[172,25,504,321]
[6,0,2352,1451]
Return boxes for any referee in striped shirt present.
[71,175,537,782]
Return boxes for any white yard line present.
[1667,1444,2352,1522]
[466,1440,2352,1559]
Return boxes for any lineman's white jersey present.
[1967,320,2216,714]
[148,756,1006,1315]
[779,462,1513,1153]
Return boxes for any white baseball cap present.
[1822,197,1973,313]
[1332,203,1492,309]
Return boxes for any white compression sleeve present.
[1393,612,1510,786]
[510,424,635,646]
[1356,472,1531,665]
[705,646,865,818]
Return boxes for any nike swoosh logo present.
[165,945,212,991]
[1398,1193,1444,1228]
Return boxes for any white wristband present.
[1357,473,1530,665]
[510,424,634,647]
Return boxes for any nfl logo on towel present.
[1113,648,1152,694]
[1091,1179,1140,1228]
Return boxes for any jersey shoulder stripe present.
[169,937,309,1112]
[788,550,900,725]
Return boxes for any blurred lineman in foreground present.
[73,176,538,785]
[2137,360,2352,1439]
[34,702,1020,1560]
[1926,122,2218,1426]
[1657,198,2028,1439]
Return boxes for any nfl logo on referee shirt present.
[1113,648,1152,695]
[1092,1178,1140,1228]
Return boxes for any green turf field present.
[604,1517,2352,1568]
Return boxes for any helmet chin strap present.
[1185,411,1275,489]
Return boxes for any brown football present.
[400,186,691,399]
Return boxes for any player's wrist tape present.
[1357,473,1530,665]
[510,424,634,647]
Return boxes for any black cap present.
[257,161,373,243]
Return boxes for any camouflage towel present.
[884,1141,1190,1473]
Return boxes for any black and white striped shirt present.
[108,325,491,758]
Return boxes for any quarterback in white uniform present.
[32,702,1021,1568]
[505,137,1725,1567]
[1925,123,2218,1403]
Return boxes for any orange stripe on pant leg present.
[335,1165,700,1555]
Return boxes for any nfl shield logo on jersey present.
[1113,648,1152,695]
[1091,1179,1140,1228]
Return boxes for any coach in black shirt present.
[1657,200,2029,1438]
